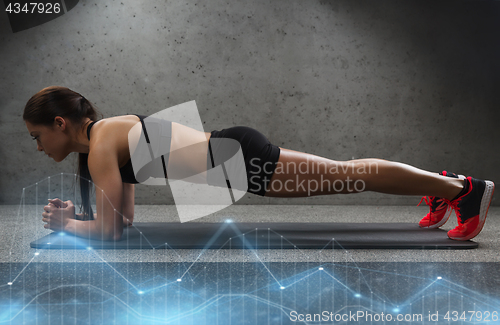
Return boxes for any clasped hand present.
[42,198,75,231]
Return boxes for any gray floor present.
[2,204,499,263]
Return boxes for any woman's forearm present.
[65,218,122,241]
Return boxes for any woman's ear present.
[53,116,67,130]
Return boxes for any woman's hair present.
[23,86,103,221]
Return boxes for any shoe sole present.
[448,180,495,241]
[420,206,452,229]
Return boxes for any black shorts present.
[207,126,281,196]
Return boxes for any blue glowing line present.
[9,173,500,323]
[178,222,232,279]
[226,223,285,287]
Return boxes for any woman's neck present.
[70,118,93,154]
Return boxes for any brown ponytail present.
[23,86,103,221]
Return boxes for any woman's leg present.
[262,147,495,242]
[264,148,464,199]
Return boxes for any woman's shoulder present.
[89,114,141,138]
[88,114,143,167]
[97,114,142,125]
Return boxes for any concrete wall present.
[1,0,498,206]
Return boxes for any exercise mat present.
[30,222,478,250]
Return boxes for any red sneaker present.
[418,197,452,228]
[418,171,464,229]
[445,177,495,241]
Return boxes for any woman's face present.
[25,118,70,162]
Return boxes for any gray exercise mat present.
[30,222,478,249]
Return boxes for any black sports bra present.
[86,114,148,184]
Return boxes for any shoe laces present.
[443,197,464,224]
[417,196,432,207]
[418,196,442,212]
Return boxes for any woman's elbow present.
[123,216,133,227]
